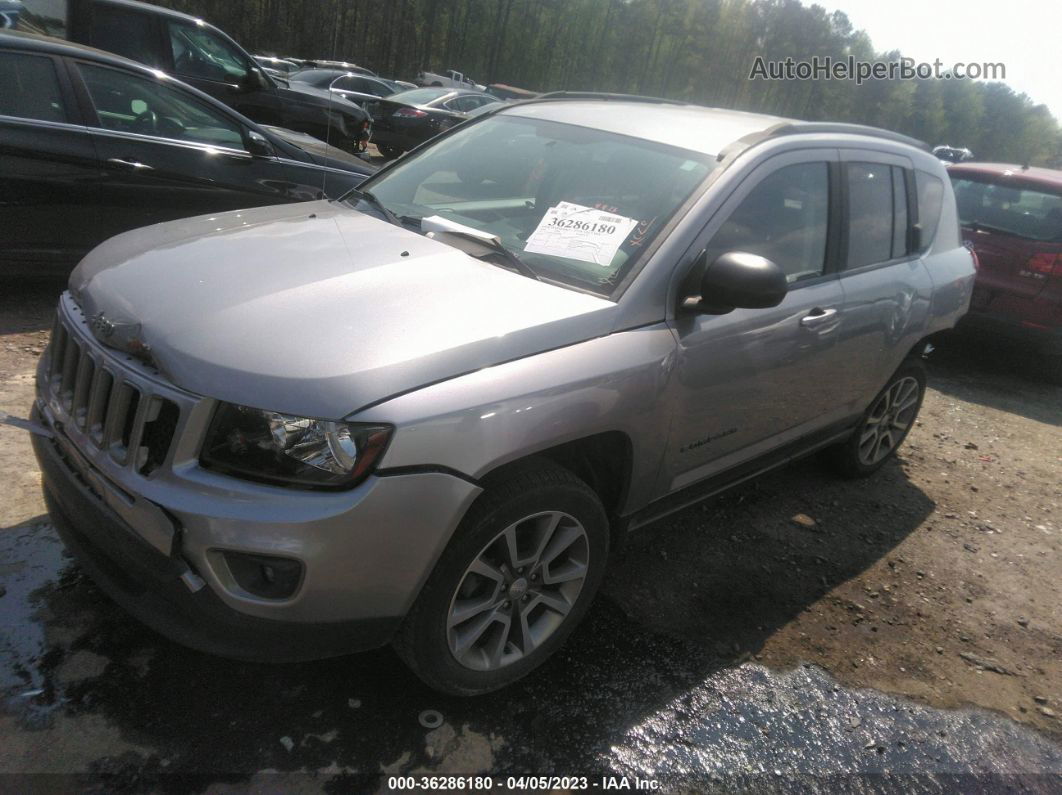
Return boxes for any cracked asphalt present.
[1,279,1060,792]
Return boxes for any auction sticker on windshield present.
[524,202,638,266]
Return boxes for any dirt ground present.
[1,276,1060,781]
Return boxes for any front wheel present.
[393,462,609,695]
[823,357,927,478]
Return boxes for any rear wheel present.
[393,462,609,695]
[823,357,927,478]
[377,144,404,160]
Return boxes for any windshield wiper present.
[428,228,541,282]
[351,188,400,226]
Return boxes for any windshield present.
[351,115,715,295]
[952,176,1062,241]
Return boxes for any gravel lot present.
[1,277,1060,790]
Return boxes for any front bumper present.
[32,402,481,661]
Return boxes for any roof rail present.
[768,121,930,152]
[534,91,687,106]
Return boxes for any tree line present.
[157,0,1062,167]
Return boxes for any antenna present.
[321,1,343,198]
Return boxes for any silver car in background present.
[31,96,974,694]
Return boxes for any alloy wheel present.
[857,376,921,466]
[446,511,590,671]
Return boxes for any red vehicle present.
[948,163,1062,381]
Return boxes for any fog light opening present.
[223,551,303,600]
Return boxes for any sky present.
[817,0,1062,121]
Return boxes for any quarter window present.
[916,170,946,248]
[0,51,67,123]
[704,162,830,284]
[79,63,247,150]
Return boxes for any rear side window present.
[10,0,68,37]
[0,51,67,123]
[705,162,830,284]
[951,176,1062,242]
[915,171,945,250]
[846,162,909,268]
[88,4,164,69]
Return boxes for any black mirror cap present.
[246,130,273,158]
[699,251,788,313]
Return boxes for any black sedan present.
[0,32,374,276]
[368,87,499,159]
[289,69,400,108]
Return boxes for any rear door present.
[832,152,934,409]
[71,59,319,239]
[0,47,101,274]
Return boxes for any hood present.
[261,125,376,173]
[70,202,615,419]
[283,80,358,111]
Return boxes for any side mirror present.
[246,130,273,158]
[237,68,269,92]
[697,251,788,314]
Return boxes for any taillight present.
[393,107,427,118]
[1026,252,1062,276]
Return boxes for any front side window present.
[703,162,830,284]
[357,115,716,295]
[88,4,163,69]
[0,51,67,123]
[168,21,250,85]
[79,63,246,150]
[951,176,1062,242]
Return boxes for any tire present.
[823,357,927,478]
[393,461,610,695]
[377,144,403,160]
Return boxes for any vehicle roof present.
[948,162,1062,189]
[294,68,383,82]
[501,98,927,158]
[0,28,152,66]
[503,101,791,155]
[95,0,205,26]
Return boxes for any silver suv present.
[31,96,975,694]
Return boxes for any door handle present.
[800,307,838,327]
[107,157,154,171]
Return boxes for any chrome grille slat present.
[45,297,186,479]
[72,349,95,427]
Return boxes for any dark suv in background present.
[12,0,371,152]
[949,163,1062,381]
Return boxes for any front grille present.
[45,302,182,476]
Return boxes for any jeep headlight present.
[201,403,392,489]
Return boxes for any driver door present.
[661,150,850,494]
